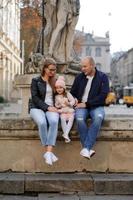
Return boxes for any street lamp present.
[41,0,45,55]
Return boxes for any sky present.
[76,0,133,54]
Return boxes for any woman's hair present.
[41,57,56,76]
[41,57,56,89]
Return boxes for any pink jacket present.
[55,92,75,113]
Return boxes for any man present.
[70,56,109,159]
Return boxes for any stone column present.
[14,74,38,118]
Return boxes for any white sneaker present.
[90,149,95,157]
[43,152,53,165]
[51,152,58,162]
[62,134,71,143]
[80,148,90,159]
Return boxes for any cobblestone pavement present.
[0,194,133,200]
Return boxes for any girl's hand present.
[48,106,58,112]
[64,98,69,105]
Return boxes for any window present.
[96,63,102,70]
[86,47,91,56]
[95,47,101,57]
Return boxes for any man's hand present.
[75,103,86,108]
[48,106,58,112]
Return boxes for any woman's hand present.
[48,106,58,112]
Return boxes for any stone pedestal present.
[15,74,37,117]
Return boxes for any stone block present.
[0,140,109,172]
[25,173,93,193]
[0,173,24,194]
[0,196,38,200]
[93,174,133,194]
[80,195,133,200]
[109,142,133,172]
[39,193,79,200]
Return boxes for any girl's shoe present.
[43,152,53,165]
[62,134,71,143]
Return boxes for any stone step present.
[0,194,133,200]
[0,173,133,195]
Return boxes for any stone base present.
[0,118,133,173]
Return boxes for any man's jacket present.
[70,69,109,108]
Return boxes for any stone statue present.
[43,0,57,55]
[25,53,45,74]
[25,0,80,74]
[44,0,80,63]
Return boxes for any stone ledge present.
[0,118,133,141]
[0,173,133,195]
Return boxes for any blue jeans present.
[30,108,59,146]
[75,107,105,150]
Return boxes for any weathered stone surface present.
[93,174,133,194]
[25,174,93,193]
[109,142,133,172]
[0,140,110,172]
[0,118,133,173]
[1,118,133,130]
[0,118,133,141]
[0,196,37,200]
[39,193,79,200]
[80,195,133,200]
[0,173,24,194]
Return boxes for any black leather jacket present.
[29,76,54,112]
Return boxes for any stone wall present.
[0,118,133,173]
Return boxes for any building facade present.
[111,48,133,89]
[74,30,111,75]
[0,0,22,101]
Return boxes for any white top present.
[45,83,54,106]
[82,76,94,103]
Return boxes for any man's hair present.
[86,56,95,66]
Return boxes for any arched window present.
[86,47,91,56]
[95,47,101,57]
[96,63,102,70]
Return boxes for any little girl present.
[55,76,75,143]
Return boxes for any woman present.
[29,58,59,165]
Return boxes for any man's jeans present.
[30,108,59,146]
[75,107,105,150]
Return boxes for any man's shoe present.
[90,149,95,157]
[80,148,90,159]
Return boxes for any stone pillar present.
[14,74,38,118]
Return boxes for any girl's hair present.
[41,57,56,89]
[55,88,67,97]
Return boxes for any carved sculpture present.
[44,0,80,63]
[25,53,45,74]
[25,0,80,73]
